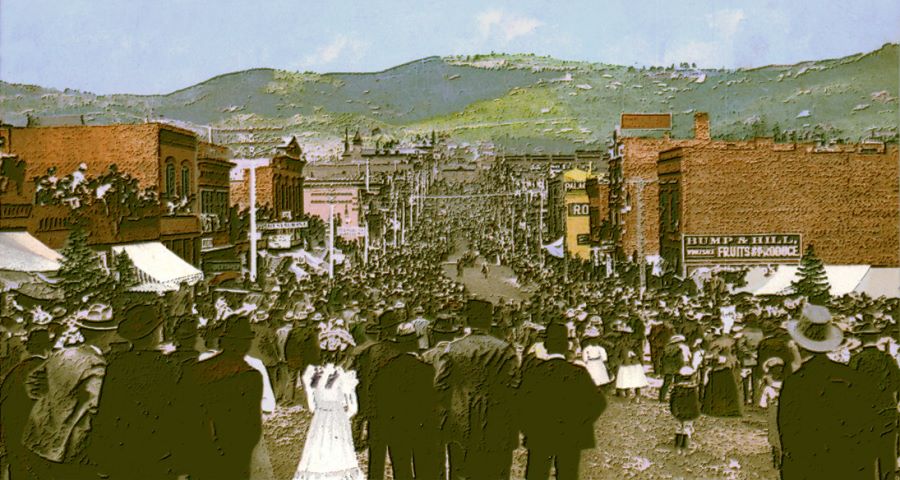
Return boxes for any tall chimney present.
[694,112,710,141]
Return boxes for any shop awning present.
[854,268,900,298]
[112,242,203,292]
[0,231,62,272]
[752,265,871,297]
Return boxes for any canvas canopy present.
[748,265,873,297]
[0,231,62,272]
[854,268,900,298]
[112,242,203,292]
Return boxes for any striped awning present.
[112,242,203,292]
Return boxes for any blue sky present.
[1,0,898,94]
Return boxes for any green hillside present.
[1,44,896,155]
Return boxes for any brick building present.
[230,137,306,219]
[196,141,241,274]
[607,113,707,261]
[585,175,610,245]
[608,112,899,269]
[658,140,899,272]
[0,124,225,266]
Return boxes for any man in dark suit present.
[520,322,606,480]
[193,315,263,480]
[352,309,406,479]
[435,299,520,480]
[778,302,882,480]
[0,329,51,480]
[89,304,181,480]
[849,324,900,480]
[368,328,441,480]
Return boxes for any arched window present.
[181,163,191,197]
[165,159,176,197]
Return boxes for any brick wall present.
[678,142,899,266]
[586,178,609,242]
[7,124,161,196]
[619,136,701,258]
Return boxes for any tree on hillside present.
[791,244,831,303]
[58,227,113,306]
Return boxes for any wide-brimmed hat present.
[74,304,117,331]
[786,302,844,353]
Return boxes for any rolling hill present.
[1,44,897,156]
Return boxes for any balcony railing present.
[0,203,32,219]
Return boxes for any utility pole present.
[363,223,369,266]
[328,196,335,280]
[626,178,653,297]
[539,184,545,269]
[249,163,258,283]
[401,195,406,246]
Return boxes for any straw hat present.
[74,303,117,331]
[786,302,844,353]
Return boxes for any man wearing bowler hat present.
[89,303,182,479]
[778,301,882,479]
[435,298,520,479]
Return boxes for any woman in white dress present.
[614,324,649,400]
[294,321,363,480]
[581,336,612,387]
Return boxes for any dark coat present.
[849,346,900,479]
[648,324,674,372]
[434,333,520,452]
[193,354,263,480]
[284,324,320,371]
[89,349,181,479]
[0,356,45,478]
[519,357,606,450]
[778,354,882,480]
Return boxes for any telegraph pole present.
[328,195,335,280]
[249,163,258,283]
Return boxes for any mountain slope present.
[1,44,896,155]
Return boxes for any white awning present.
[752,265,871,297]
[854,268,900,298]
[0,231,62,272]
[112,242,203,292]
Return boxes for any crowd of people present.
[2,169,900,480]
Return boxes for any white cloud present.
[303,35,369,68]
[476,9,543,42]
[706,9,745,40]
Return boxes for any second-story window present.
[181,165,190,197]
[166,162,176,197]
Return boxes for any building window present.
[181,164,191,197]
[165,161,176,197]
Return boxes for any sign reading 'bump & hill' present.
[683,234,802,266]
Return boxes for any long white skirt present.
[293,403,363,480]
[616,364,649,389]
[585,359,612,386]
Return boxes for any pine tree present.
[791,244,831,303]
[114,252,138,292]
[58,227,113,307]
